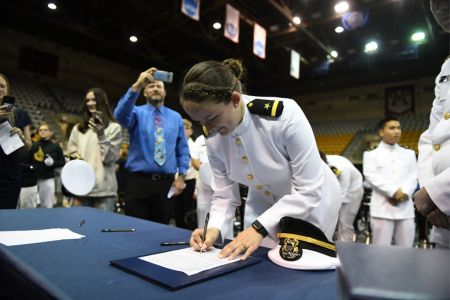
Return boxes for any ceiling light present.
[213,22,222,30]
[293,16,301,25]
[364,41,378,53]
[47,2,57,10]
[334,1,349,13]
[129,35,138,43]
[331,50,338,58]
[411,31,425,42]
[335,26,344,33]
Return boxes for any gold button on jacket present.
[444,112,450,120]
[433,144,441,151]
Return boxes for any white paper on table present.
[0,228,85,246]
[139,247,241,276]
[0,121,24,155]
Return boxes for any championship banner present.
[224,4,239,43]
[385,85,415,115]
[253,23,266,59]
[181,0,200,21]
[290,49,300,79]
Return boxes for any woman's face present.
[0,76,8,103]
[182,92,243,136]
[85,91,97,113]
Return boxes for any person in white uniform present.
[320,152,364,242]
[363,117,418,246]
[180,58,341,260]
[414,0,450,248]
[191,134,234,240]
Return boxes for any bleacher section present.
[312,114,429,163]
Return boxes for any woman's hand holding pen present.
[219,227,263,261]
[190,227,220,252]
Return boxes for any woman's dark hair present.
[78,87,116,133]
[180,58,246,104]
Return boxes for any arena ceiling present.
[0,0,448,96]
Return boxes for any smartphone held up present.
[153,70,173,83]
[2,96,15,112]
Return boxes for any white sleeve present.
[257,103,324,235]
[400,150,418,197]
[363,151,398,198]
[207,145,241,241]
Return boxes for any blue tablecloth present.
[0,207,338,299]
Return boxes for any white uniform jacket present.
[363,141,418,220]
[418,57,450,246]
[206,95,341,242]
[326,155,363,204]
[418,57,450,215]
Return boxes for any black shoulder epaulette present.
[330,166,342,177]
[247,99,284,117]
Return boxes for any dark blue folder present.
[110,248,261,290]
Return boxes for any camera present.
[153,70,173,83]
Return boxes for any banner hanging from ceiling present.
[181,0,200,21]
[290,50,300,79]
[224,4,240,43]
[253,23,266,59]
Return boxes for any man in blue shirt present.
[114,67,190,224]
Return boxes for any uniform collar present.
[230,94,251,137]
[379,141,398,151]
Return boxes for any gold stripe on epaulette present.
[202,126,209,137]
[271,100,279,117]
[277,233,336,251]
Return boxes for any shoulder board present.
[367,145,378,151]
[399,144,410,149]
[330,166,342,177]
[247,99,284,117]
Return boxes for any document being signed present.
[139,247,241,276]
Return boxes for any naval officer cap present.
[268,217,339,270]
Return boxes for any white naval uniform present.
[206,95,341,244]
[363,141,418,246]
[326,155,364,241]
[192,135,234,240]
[418,57,450,248]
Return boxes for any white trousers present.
[370,217,415,246]
[18,186,38,209]
[337,190,364,241]
[38,178,55,208]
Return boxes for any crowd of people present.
[0,0,448,255]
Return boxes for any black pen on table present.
[200,212,210,253]
[77,219,85,227]
[160,241,190,246]
[101,228,136,232]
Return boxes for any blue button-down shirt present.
[114,88,190,175]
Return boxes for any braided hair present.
[180,58,246,104]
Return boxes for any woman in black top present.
[0,73,32,208]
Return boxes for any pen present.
[200,212,209,252]
[77,220,85,227]
[160,241,190,246]
[101,228,136,232]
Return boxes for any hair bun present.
[222,58,245,80]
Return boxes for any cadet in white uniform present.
[414,0,450,248]
[321,153,364,242]
[363,117,418,246]
[191,134,234,240]
[180,58,341,260]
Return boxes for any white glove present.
[44,155,54,167]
